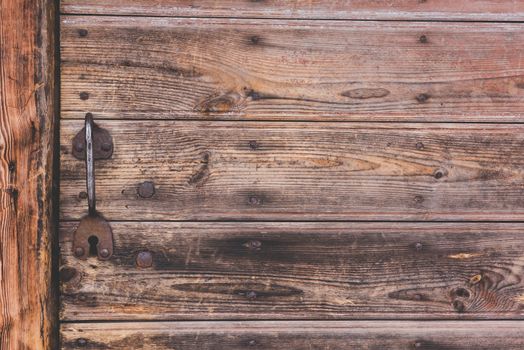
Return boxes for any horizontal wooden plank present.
[59,222,524,320]
[61,120,524,221]
[61,17,524,122]
[60,1,524,21]
[61,321,524,349]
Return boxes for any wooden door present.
[58,2,524,348]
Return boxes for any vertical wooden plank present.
[0,0,58,349]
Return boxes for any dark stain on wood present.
[188,152,210,187]
[58,222,524,320]
[60,121,524,221]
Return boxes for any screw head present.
[74,247,85,257]
[138,181,155,198]
[136,251,153,268]
[99,248,110,258]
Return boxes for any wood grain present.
[0,0,58,349]
[60,222,524,320]
[61,17,524,122]
[60,321,524,349]
[61,120,524,221]
[60,0,524,21]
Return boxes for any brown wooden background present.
[58,1,524,349]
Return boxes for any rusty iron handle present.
[85,113,96,216]
[73,114,114,260]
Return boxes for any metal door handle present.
[73,114,114,260]
[85,113,96,216]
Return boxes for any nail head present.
[136,251,153,268]
[99,248,110,258]
[74,247,85,257]
[138,181,155,198]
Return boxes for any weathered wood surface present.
[60,0,524,21]
[61,120,524,221]
[0,0,58,349]
[60,320,524,349]
[61,17,524,122]
[60,222,524,320]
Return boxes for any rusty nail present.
[78,29,88,37]
[99,248,110,258]
[419,35,428,43]
[78,294,87,302]
[138,181,155,198]
[416,142,424,150]
[136,251,153,268]
[249,140,259,150]
[76,338,88,347]
[246,291,257,299]
[74,247,85,257]
[79,191,88,199]
[79,92,89,100]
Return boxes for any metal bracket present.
[72,113,113,160]
[73,113,114,260]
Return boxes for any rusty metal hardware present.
[73,114,114,260]
[72,113,113,160]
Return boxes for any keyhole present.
[88,236,99,256]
